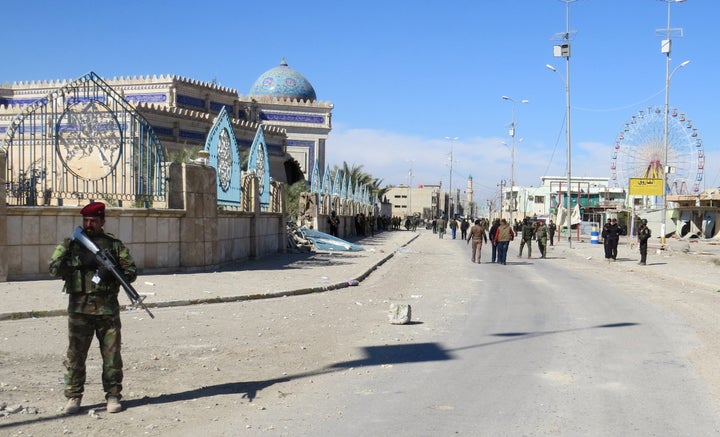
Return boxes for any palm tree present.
[331,162,387,203]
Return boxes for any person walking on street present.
[518,218,534,259]
[535,220,549,258]
[437,216,446,239]
[606,218,621,261]
[327,210,340,237]
[460,218,470,240]
[449,217,458,239]
[494,218,514,265]
[488,218,500,263]
[548,220,557,246]
[602,218,612,260]
[49,202,137,415]
[637,219,651,265]
[467,219,488,263]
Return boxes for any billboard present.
[629,178,663,196]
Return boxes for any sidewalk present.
[543,232,720,292]
[0,230,419,321]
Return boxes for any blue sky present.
[3,0,718,206]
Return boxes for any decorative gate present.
[1,72,166,206]
[247,125,271,210]
[205,106,242,207]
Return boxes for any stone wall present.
[0,155,285,281]
[0,151,6,281]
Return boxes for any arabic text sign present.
[629,178,663,196]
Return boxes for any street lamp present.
[444,136,459,218]
[502,96,529,223]
[547,0,577,248]
[659,0,688,249]
[546,62,573,248]
[498,180,507,220]
[406,159,415,217]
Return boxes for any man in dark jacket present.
[488,219,500,263]
[606,218,621,261]
[637,219,652,265]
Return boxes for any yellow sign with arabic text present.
[629,178,663,196]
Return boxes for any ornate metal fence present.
[1,72,166,206]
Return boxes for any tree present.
[331,162,388,204]
[285,180,309,223]
[284,158,305,185]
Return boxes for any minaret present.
[466,175,473,205]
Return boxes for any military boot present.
[106,396,122,413]
[64,397,82,414]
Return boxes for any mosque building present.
[0,59,332,185]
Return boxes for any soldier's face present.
[83,216,105,236]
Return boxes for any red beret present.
[81,202,105,217]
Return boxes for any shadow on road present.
[0,323,636,430]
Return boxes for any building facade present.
[0,59,332,185]
[499,176,626,224]
[385,184,444,220]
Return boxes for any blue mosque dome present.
[248,59,317,102]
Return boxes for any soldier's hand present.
[78,249,98,269]
[96,266,115,282]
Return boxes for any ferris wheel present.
[610,106,704,194]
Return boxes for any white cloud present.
[326,125,720,205]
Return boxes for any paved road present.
[268,233,720,436]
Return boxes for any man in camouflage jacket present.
[49,202,137,414]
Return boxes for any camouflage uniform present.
[535,222,548,258]
[518,220,535,258]
[49,231,136,400]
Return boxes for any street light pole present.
[498,180,506,220]
[445,136,458,218]
[406,159,415,218]
[548,0,577,248]
[502,96,529,224]
[660,0,688,250]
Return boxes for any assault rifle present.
[72,226,155,319]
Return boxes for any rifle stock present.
[72,227,155,319]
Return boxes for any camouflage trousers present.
[518,238,532,257]
[64,313,123,399]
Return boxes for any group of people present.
[430,216,464,239]
[516,217,551,259]
[47,202,656,418]
[602,217,651,265]
[463,217,549,265]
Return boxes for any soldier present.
[327,210,340,237]
[437,216,447,239]
[49,202,137,415]
[637,219,652,265]
[548,220,557,246]
[518,218,535,259]
[535,220,549,258]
